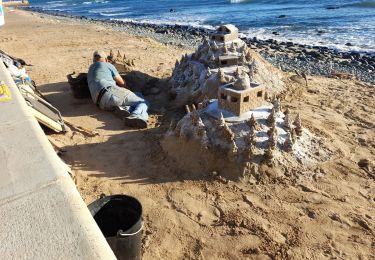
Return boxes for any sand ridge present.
[1,9,374,259]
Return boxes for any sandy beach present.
[1,8,374,259]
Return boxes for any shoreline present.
[20,7,375,84]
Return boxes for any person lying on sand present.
[88,50,149,128]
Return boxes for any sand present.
[1,9,374,259]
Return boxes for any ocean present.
[28,0,375,53]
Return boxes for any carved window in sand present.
[243,96,249,102]
[257,91,263,97]
[231,96,238,103]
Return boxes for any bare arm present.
[114,74,126,88]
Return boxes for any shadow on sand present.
[60,126,214,185]
[38,77,207,185]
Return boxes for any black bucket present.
[88,195,143,260]
[67,72,91,99]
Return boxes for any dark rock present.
[342,53,352,59]
[297,55,307,61]
[286,41,294,47]
[345,42,353,46]
[350,60,361,66]
[340,60,350,65]
[358,159,370,170]
[306,51,321,59]
[350,52,361,59]
[326,6,340,10]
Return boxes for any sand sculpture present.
[168,24,284,107]
[162,25,318,179]
[108,49,135,73]
[218,80,265,116]
[164,92,312,179]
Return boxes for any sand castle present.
[162,25,323,180]
[168,24,284,108]
[108,49,135,73]
[218,81,265,116]
[210,24,239,43]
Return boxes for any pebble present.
[358,159,370,171]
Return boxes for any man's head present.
[93,50,107,63]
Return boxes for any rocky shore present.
[24,8,375,84]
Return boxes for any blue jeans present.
[99,86,149,122]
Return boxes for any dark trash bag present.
[88,195,143,260]
[67,72,91,99]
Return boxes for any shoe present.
[114,106,131,119]
[124,116,148,129]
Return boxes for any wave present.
[228,0,253,3]
[82,0,108,4]
[100,12,129,17]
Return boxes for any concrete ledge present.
[0,62,115,259]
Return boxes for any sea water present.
[29,0,375,53]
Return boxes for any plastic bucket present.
[88,195,143,260]
[66,73,91,99]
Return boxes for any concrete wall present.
[0,62,116,259]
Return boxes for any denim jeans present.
[98,86,149,122]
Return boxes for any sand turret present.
[216,113,235,142]
[227,140,238,160]
[291,127,297,143]
[217,112,226,127]
[284,111,292,129]
[283,131,294,152]
[245,127,256,146]
[243,142,255,160]
[267,108,276,126]
[222,124,235,142]
[272,96,281,113]
[247,114,258,130]
[264,146,274,161]
[116,50,122,59]
[268,128,278,150]
[223,44,228,54]
[294,113,303,136]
